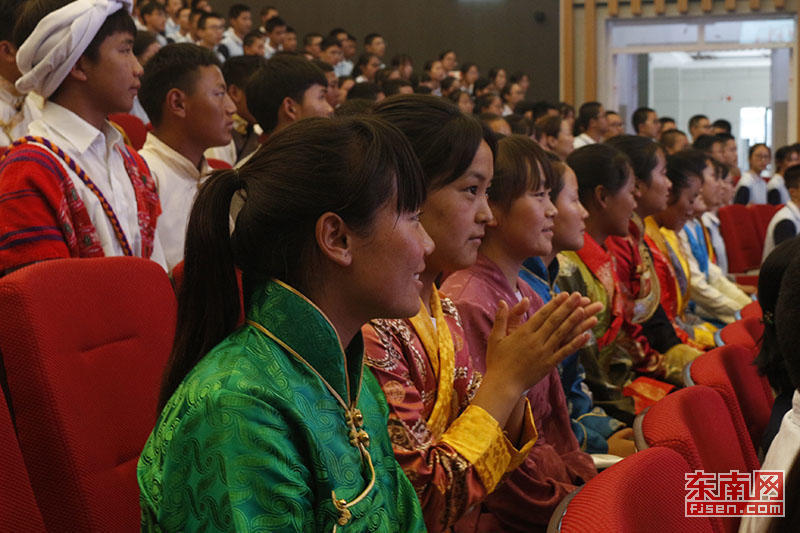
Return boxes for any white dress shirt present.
[264,40,281,59]
[573,132,596,149]
[27,102,166,269]
[139,132,212,272]
[220,27,244,57]
[739,390,800,533]
[767,173,789,205]
[165,17,180,39]
[735,170,769,205]
[701,211,728,275]
[762,200,800,262]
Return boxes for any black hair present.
[566,143,633,207]
[473,77,491,92]
[605,134,664,186]
[441,76,458,93]
[712,118,732,134]
[661,129,688,151]
[328,27,348,38]
[749,143,771,159]
[354,53,378,76]
[715,132,735,142]
[533,114,562,143]
[160,116,426,410]
[334,98,374,116]
[320,35,340,51]
[139,43,222,127]
[775,248,800,390]
[530,100,558,121]
[348,82,381,101]
[311,58,334,73]
[665,149,708,202]
[246,53,327,133]
[382,78,412,97]
[197,11,223,30]
[487,66,505,82]
[505,114,532,136]
[0,0,21,42]
[264,16,286,33]
[364,32,382,46]
[133,30,159,60]
[227,3,249,20]
[546,153,568,202]
[559,102,575,119]
[259,5,277,18]
[688,114,708,132]
[474,93,500,114]
[692,134,723,153]
[460,62,477,75]
[372,93,497,191]
[631,106,655,132]
[285,26,296,35]
[509,70,529,84]
[491,134,555,211]
[222,54,267,88]
[575,101,602,135]
[438,49,455,60]
[390,54,413,68]
[243,30,265,47]
[784,164,800,190]
[140,1,165,18]
[756,236,800,396]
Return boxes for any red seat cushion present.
[718,204,762,273]
[557,447,717,533]
[739,301,763,321]
[0,257,176,531]
[689,345,774,450]
[747,203,782,246]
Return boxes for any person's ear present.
[0,40,16,65]
[316,212,352,267]
[68,56,91,82]
[281,96,300,122]
[594,184,610,209]
[165,88,187,119]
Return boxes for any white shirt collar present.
[41,100,124,154]
[142,131,209,182]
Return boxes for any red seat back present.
[108,113,148,150]
[554,447,717,533]
[719,317,764,352]
[635,386,757,532]
[739,301,763,321]
[718,204,762,273]
[0,387,45,532]
[688,345,774,451]
[0,257,176,532]
[747,203,782,245]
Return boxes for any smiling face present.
[491,179,557,260]
[635,148,671,217]
[658,174,701,231]
[420,140,495,275]
[551,166,588,253]
[348,196,434,318]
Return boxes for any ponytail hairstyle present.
[491,134,555,211]
[371,93,496,191]
[604,134,664,186]
[159,116,426,409]
[566,143,633,208]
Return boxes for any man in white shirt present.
[256,5,278,33]
[164,0,182,38]
[762,166,800,262]
[196,11,226,62]
[0,0,166,274]
[0,0,42,146]
[138,43,235,272]
[170,6,193,43]
[767,144,800,205]
[219,3,251,58]
[632,106,659,139]
[140,2,169,46]
[572,101,608,149]
[263,17,286,59]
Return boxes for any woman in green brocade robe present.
[137,117,432,532]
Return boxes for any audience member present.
[138,43,234,272]
[500,81,524,116]
[256,4,278,33]
[242,29,265,56]
[534,114,573,160]
[573,101,608,148]
[0,0,165,274]
[605,110,624,138]
[282,25,298,52]
[363,32,386,62]
[196,12,226,62]
[661,128,689,154]
[763,165,800,261]
[768,144,800,205]
[658,116,676,134]
[263,16,286,59]
[220,3,251,57]
[687,113,712,141]
[632,106,659,139]
[735,143,771,204]
[140,2,169,45]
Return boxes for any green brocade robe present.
[137,280,426,532]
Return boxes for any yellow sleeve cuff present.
[440,402,538,493]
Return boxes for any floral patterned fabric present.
[138,280,426,532]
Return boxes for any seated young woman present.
[520,155,635,458]
[363,96,600,533]
[556,144,674,421]
[138,117,433,531]
[643,149,717,348]
[604,135,702,380]
[442,135,601,531]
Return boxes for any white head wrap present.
[15,0,133,99]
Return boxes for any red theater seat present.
[0,257,176,532]
[550,447,718,533]
[718,204,762,273]
[0,388,45,532]
[718,317,764,352]
[747,203,782,246]
[739,301,763,321]
[686,345,774,451]
[108,113,148,150]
